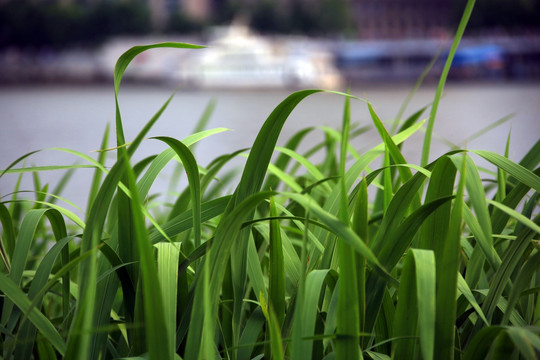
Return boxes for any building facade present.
[351,0,454,38]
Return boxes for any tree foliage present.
[0,0,151,49]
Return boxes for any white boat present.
[174,24,343,89]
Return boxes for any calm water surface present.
[1,82,539,215]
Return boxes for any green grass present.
[1,1,540,359]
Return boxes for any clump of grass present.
[1,0,540,359]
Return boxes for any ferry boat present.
[173,24,343,89]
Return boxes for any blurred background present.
[1,0,540,83]
[1,0,540,212]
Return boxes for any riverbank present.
[1,34,539,85]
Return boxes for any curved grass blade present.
[481,215,540,325]
[14,235,73,359]
[457,274,490,326]
[472,150,540,192]
[0,272,66,356]
[233,90,322,205]
[2,164,97,174]
[518,139,540,170]
[263,127,315,191]
[309,120,427,269]
[1,208,67,329]
[368,103,414,187]
[4,197,85,228]
[113,42,204,147]
[505,327,540,359]
[152,137,201,248]
[274,146,330,192]
[149,195,231,245]
[285,192,391,281]
[491,168,540,235]
[365,193,454,336]
[137,128,229,200]
[225,90,357,355]
[170,147,243,220]
[502,251,540,325]
[0,150,40,180]
[463,326,505,360]
[487,199,540,234]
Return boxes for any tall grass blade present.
[0,203,15,268]
[434,153,465,360]
[421,0,476,166]
[393,249,436,360]
[123,156,171,359]
[260,292,284,360]
[87,124,110,214]
[352,178,368,334]
[335,94,361,359]
[65,156,126,359]
[156,242,180,358]
[184,191,276,359]
[268,196,285,327]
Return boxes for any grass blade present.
[268,196,285,327]
[0,273,66,356]
[421,0,476,166]
[123,156,171,360]
[152,137,201,248]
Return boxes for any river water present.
[1,82,539,216]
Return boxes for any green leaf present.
[463,326,505,360]
[152,137,201,248]
[156,242,180,358]
[268,197,286,327]
[123,156,171,360]
[0,272,66,356]
[260,292,284,360]
[472,150,540,192]
[393,249,436,360]
[502,251,540,325]
[14,235,73,359]
[433,153,464,359]
[421,0,476,165]
[293,269,335,360]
